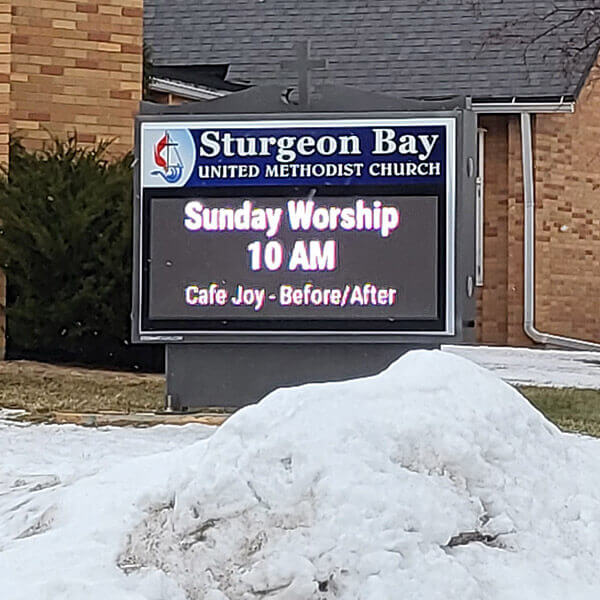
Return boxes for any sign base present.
[165,343,439,410]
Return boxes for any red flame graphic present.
[153,134,168,171]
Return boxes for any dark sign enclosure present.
[135,116,459,339]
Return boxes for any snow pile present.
[0,422,214,600]
[3,350,600,599]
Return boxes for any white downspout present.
[520,112,600,350]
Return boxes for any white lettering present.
[398,134,418,156]
[373,128,396,155]
[288,240,310,271]
[315,135,337,156]
[418,134,439,160]
[198,131,220,157]
[297,135,316,156]
[265,208,283,238]
[287,200,315,231]
[309,240,337,270]
[183,200,204,230]
[339,135,361,155]
[381,207,400,237]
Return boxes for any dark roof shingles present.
[144,0,599,100]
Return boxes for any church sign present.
[133,114,466,341]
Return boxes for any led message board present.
[134,117,457,339]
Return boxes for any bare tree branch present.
[477,1,600,78]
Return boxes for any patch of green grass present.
[518,386,600,438]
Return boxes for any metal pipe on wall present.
[520,111,600,350]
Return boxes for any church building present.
[143,0,600,349]
[2,0,600,353]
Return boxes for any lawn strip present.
[518,386,600,437]
[2,361,600,436]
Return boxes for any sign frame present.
[132,109,473,344]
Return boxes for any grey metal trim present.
[149,77,229,101]
[521,112,600,350]
[144,333,454,344]
[475,127,485,286]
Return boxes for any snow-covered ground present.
[443,345,600,389]
[2,350,600,599]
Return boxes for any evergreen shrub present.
[0,136,163,370]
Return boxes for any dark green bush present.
[0,136,162,370]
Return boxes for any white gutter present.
[472,99,574,114]
[149,77,230,101]
[520,112,600,350]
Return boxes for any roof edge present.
[472,97,575,114]
[149,77,229,100]
[149,78,577,114]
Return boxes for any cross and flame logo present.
[151,131,184,184]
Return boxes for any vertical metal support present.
[475,127,486,286]
[163,344,174,412]
[454,107,477,341]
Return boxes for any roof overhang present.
[149,79,577,114]
[471,97,575,114]
[149,77,229,101]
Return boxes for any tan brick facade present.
[0,0,142,359]
[477,115,509,344]
[533,76,600,344]
[478,67,600,346]
[9,0,142,155]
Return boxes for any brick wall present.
[10,0,142,155]
[478,67,600,346]
[478,114,530,346]
[477,116,509,344]
[533,70,600,344]
[0,0,142,359]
